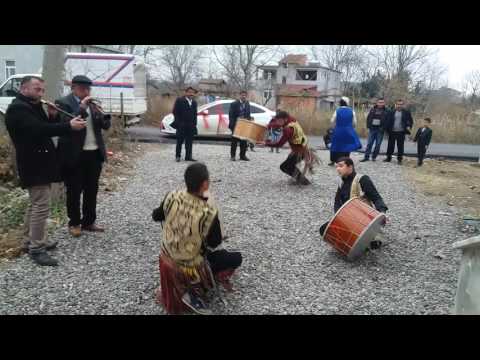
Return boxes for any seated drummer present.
[265,110,312,185]
[152,163,242,315]
[319,157,388,249]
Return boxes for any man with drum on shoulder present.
[229,90,252,161]
[265,110,317,185]
[319,157,388,249]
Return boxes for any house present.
[0,45,123,84]
[254,54,342,111]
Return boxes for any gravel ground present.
[0,144,470,315]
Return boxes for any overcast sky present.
[285,45,480,91]
[429,45,480,90]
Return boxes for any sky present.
[283,45,480,91]
[430,45,480,90]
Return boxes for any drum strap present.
[350,174,373,207]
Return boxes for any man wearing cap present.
[55,75,111,237]
[171,87,198,162]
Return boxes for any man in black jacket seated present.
[319,157,388,250]
[5,76,86,266]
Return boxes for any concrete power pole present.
[42,45,67,201]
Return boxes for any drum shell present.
[323,197,386,260]
[233,119,267,143]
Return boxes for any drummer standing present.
[319,157,388,249]
[229,90,252,161]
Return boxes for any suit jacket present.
[5,94,72,188]
[228,100,251,131]
[55,93,111,168]
[413,127,432,146]
[384,109,413,135]
[171,96,198,130]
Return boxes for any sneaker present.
[360,158,369,162]
[239,156,250,161]
[383,158,391,162]
[22,242,57,253]
[185,158,197,162]
[230,156,236,161]
[30,251,59,266]
[175,157,181,162]
[372,158,377,162]
[181,292,212,315]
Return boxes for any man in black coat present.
[413,117,433,167]
[5,76,86,266]
[228,91,252,161]
[55,75,111,237]
[383,99,413,164]
[172,87,198,162]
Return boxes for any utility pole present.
[42,45,67,201]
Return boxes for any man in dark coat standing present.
[172,87,198,162]
[55,75,111,237]
[228,90,252,161]
[5,76,86,266]
[383,99,413,165]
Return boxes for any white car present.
[160,99,276,137]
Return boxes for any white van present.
[0,52,147,125]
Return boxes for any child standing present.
[267,116,282,153]
[413,117,433,167]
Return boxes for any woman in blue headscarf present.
[328,97,362,166]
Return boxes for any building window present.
[5,60,16,79]
[263,89,273,100]
[296,70,317,81]
[263,70,276,80]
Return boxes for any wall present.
[0,45,44,83]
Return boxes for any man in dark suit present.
[5,76,86,266]
[383,99,413,165]
[172,87,198,162]
[413,117,433,167]
[55,75,111,237]
[228,91,252,161]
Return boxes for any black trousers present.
[417,143,427,165]
[207,249,242,274]
[231,137,247,158]
[280,152,302,178]
[176,127,194,159]
[330,151,350,163]
[386,132,405,161]
[64,150,103,227]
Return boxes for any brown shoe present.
[69,226,82,237]
[82,224,105,232]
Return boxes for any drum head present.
[347,213,386,260]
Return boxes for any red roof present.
[276,84,321,97]
[279,54,307,66]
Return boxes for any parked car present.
[160,99,276,137]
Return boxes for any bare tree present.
[462,70,480,109]
[150,45,205,92]
[213,45,281,91]
[310,45,366,88]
